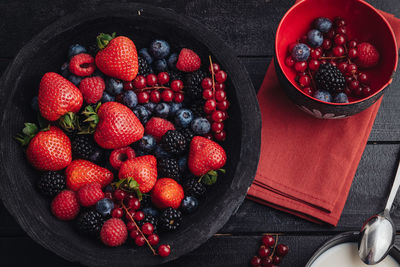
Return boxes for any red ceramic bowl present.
[275,0,398,119]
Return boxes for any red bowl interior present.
[276,0,398,105]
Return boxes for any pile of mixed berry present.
[285,16,380,103]
[16,33,230,257]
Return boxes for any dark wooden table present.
[1,0,400,266]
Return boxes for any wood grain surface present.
[0,0,399,266]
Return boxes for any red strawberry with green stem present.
[38,72,83,121]
[188,136,227,185]
[95,33,139,81]
[145,117,175,142]
[15,124,72,171]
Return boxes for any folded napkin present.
[247,9,400,226]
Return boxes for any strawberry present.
[38,72,83,121]
[100,218,128,247]
[15,124,72,171]
[51,190,80,220]
[91,102,144,149]
[188,136,227,177]
[77,182,105,207]
[66,159,114,191]
[69,53,96,76]
[151,178,184,209]
[79,76,105,104]
[355,42,380,68]
[95,33,138,81]
[145,117,175,142]
[118,155,157,193]
[176,48,201,72]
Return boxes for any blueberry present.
[334,92,349,103]
[191,118,211,135]
[88,147,105,164]
[155,103,170,118]
[144,102,156,113]
[31,96,39,111]
[149,39,170,59]
[314,17,332,33]
[142,207,159,217]
[134,105,150,124]
[291,43,310,62]
[137,135,156,152]
[169,103,183,116]
[135,149,150,157]
[180,196,199,214]
[68,75,82,86]
[96,198,114,216]
[153,59,168,72]
[314,90,332,102]
[178,156,187,173]
[105,78,123,96]
[60,62,69,77]
[154,145,170,159]
[101,91,115,103]
[139,48,153,64]
[307,29,323,48]
[175,109,194,128]
[68,44,87,59]
[122,90,138,109]
[167,53,178,69]
[104,185,113,193]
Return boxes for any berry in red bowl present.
[275,0,398,119]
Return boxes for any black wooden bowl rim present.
[305,231,400,266]
[0,3,261,266]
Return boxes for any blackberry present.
[168,70,183,82]
[161,130,187,155]
[138,56,153,76]
[179,128,195,147]
[315,63,346,93]
[76,210,105,236]
[159,208,182,231]
[158,158,180,180]
[186,85,203,100]
[184,178,206,198]
[185,70,206,87]
[37,171,66,198]
[71,135,95,160]
[138,214,158,232]
[140,194,152,208]
[189,101,206,118]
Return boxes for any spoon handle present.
[385,159,400,212]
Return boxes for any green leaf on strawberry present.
[15,123,39,146]
[58,111,80,132]
[79,104,101,134]
[112,177,142,201]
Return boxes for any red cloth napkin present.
[247,10,400,226]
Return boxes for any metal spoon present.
[358,158,400,264]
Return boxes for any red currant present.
[349,80,360,90]
[148,234,160,246]
[146,74,157,86]
[158,244,171,257]
[348,40,357,48]
[137,91,149,104]
[326,29,336,39]
[345,76,353,83]
[308,60,320,71]
[157,72,170,85]
[344,87,352,96]
[334,34,346,46]
[123,81,134,90]
[150,90,161,103]
[130,229,140,239]
[134,211,144,221]
[322,39,332,51]
[215,83,225,91]
[250,256,261,267]
[348,48,357,59]
[300,35,308,43]
[127,221,136,232]
[214,130,226,141]
[336,26,347,35]
[285,56,295,67]
[203,89,213,99]
[352,86,363,97]
[330,60,337,67]
[112,208,123,218]
[303,87,313,95]
[141,223,154,236]
[358,73,369,84]
[174,92,184,103]
[114,189,126,201]
[211,111,224,122]
[276,244,289,257]
[338,62,348,73]
[260,257,273,267]
[332,46,344,57]
[334,17,346,27]
[171,80,184,92]
[215,90,226,102]
[126,211,136,221]
[135,235,146,246]
[215,70,227,83]
[211,122,224,133]
[161,89,174,102]
[221,111,228,121]
[298,75,310,88]
[204,99,216,113]
[363,86,372,97]
[201,77,213,90]
[346,64,357,75]
[203,133,213,140]
[310,49,321,59]
[133,75,146,89]
[128,198,140,211]
[273,255,282,264]
[294,61,307,73]
[217,100,229,111]
[262,235,275,247]
[258,245,271,258]
[320,59,327,65]
[104,192,113,199]
[209,63,220,73]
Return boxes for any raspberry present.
[176,48,201,72]
[355,42,380,68]
[109,146,136,170]
[77,182,105,207]
[69,53,96,77]
[51,190,80,220]
[79,76,105,104]
[100,218,128,247]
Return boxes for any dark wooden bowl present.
[0,4,261,266]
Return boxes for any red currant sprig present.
[250,234,289,267]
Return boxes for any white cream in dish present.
[310,243,400,267]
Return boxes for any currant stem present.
[320,56,346,60]
[133,86,183,94]
[121,203,157,255]
[269,234,279,259]
[208,55,216,102]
